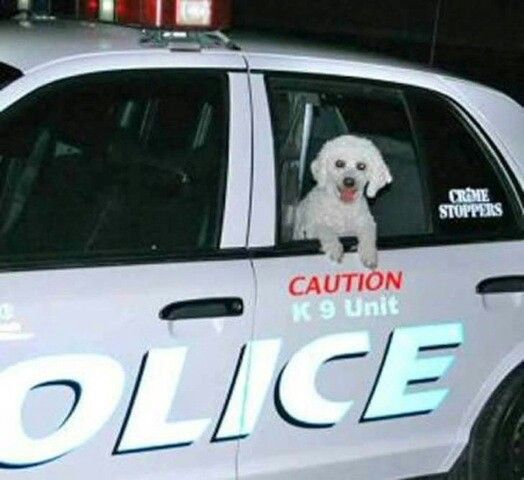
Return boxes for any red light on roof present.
[175,0,211,27]
[116,0,140,24]
[112,0,232,29]
[80,0,100,19]
[175,0,232,29]
[143,0,160,26]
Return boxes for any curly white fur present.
[293,135,392,268]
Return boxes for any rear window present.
[0,62,22,89]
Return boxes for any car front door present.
[238,70,524,480]
[0,57,253,479]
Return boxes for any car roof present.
[0,18,142,72]
[0,17,433,74]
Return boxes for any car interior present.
[0,74,226,260]
[272,81,431,243]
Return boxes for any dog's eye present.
[335,160,345,169]
[357,162,367,171]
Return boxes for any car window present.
[0,62,22,90]
[0,70,228,265]
[267,75,431,243]
[408,89,517,238]
[267,75,519,246]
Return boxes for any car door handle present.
[159,297,244,321]
[476,276,524,295]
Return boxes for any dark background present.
[232,0,523,105]
[1,0,523,104]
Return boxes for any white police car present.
[0,16,523,480]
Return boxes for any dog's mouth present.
[338,186,358,203]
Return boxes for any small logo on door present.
[0,303,33,341]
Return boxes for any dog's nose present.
[343,177,355,188]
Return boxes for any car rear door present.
[238,65,524,480]
[0,54,253,479]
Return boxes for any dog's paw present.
[359,246,378,270]
[321,238,344,264]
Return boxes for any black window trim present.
[0,68,236,273]
[0,62,23,90]
[399,87,434,235]
[247,233,524,260]
[263,71,524,257]
[0,247,252,274]
[407,88,524,229]
[446,94,524,216]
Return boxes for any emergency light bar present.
[82,0,231,29]
[176,0,211,26]
[138,29,239,50]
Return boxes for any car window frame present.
[260,71,524,256]
[445,93,524,214]
[0,62,22,90]
[405,86,524,240]
[0,68,252,272]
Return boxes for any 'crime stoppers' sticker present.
[438,187,503,220]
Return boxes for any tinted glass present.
[409,90,515,237]
[0,70,228,264]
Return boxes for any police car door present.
[0,55,253,479]
[239,67,524,480]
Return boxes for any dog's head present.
[310,134,392,203]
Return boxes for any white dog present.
[293,135,392,268]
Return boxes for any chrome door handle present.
[476,276,524,295]
[159,297,244,321]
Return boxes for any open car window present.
[0,62,23,90]
[267,74,519,246]
[268,75,430,243]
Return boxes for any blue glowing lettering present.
[0,355,124,468]
[276,331,370,428]
[114,348,211,454]
[0,322,464,469]
[213,339,282,441]
[362,323,464,421]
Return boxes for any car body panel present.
[244,61,523,479]
[0,55,255,479]
[0,260,255,480]
[0,20,141,72]
[242,243,523,480]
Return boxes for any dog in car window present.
[293,134,392,268]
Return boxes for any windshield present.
[0,62,22,90]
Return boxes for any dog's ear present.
[366,148,392,198]
[310,155,327,187]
